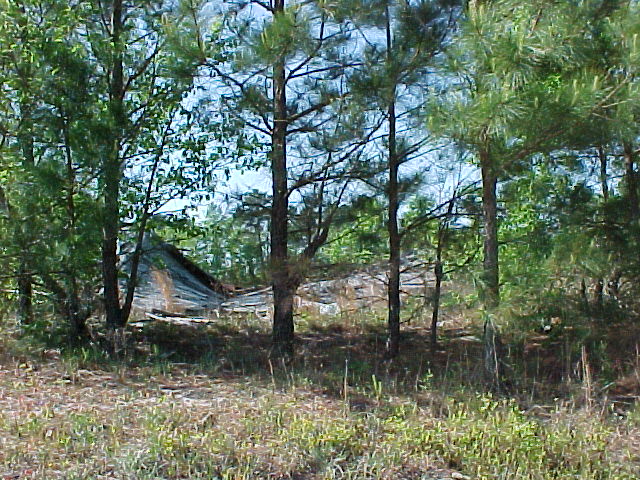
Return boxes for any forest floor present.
[1,309,640,479]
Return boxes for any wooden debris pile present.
[129,236,435,323]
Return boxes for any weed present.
[1,307,640,479]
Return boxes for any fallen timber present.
[127,235,436,325]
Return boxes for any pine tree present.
[0,0,99,335]
[348,0,458,357]
[211,0,368,357]
[83,0,212,333]
[432,0,606,387]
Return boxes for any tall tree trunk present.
[597,145,609,202]
[430,260,443,349]
[385,5,401,359]
[17,264,33,325]
[431,196,454,349]
[16,46,35,325]
[623,142,639,224]
[480,150,499,308]
[63,118,88,339]
[480,149,501,390]
[103,0,125,330]
[483,314,501,391]
[595,145,609,313]
[270,0,294,357]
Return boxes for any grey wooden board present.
[130,249,435,322]
[123,235,227,316]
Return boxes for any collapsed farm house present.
[127,234,436,322]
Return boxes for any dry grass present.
[1,310,639,479]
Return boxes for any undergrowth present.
[1,361,638,479]
[1,309,639,479]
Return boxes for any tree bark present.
[431,196,454,349]
[597,145,609,202]
[103,0,125,330]
[483,314,501,391]
[16,27,35,325]
[430,260,443,348]
[385,5,401,359]
[63,120,88,339]
[17,264,33,325]
[480,150,499,308]
[270,0,294,358]
[480,149,501,390]
[623,142,639,224]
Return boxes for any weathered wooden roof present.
[128,236,435,322]
[126,234,228,315]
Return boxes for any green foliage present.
[431,0,608,158]
[319,196,387,266]
[195,202,269,286]
[2,0,640,408]
[0,0,102,325]
[0,0,233,332]
[404,191,481,263]
[499,163,569,299]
